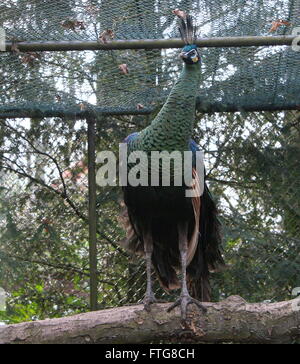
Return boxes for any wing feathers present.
[187,168,201,265]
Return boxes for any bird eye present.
[189,50,197,57]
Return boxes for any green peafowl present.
[120,15,225,320]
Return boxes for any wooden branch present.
[0,296,299,344]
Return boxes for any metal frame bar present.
[87,117,98,311]
[0,103,299,119]
[3,35,297,52]
[0,106,153,119]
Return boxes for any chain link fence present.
[0,110,299,323]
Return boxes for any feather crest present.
[179,15,197,44]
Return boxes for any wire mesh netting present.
[1,0,300,117]
[1,110,299,321]
[0,0,300,324]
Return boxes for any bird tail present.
[187,276,211,302]
[187,183,225,301]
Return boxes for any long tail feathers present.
[187,275,211,302]
[152,250,180,291]
[186,183,225,302]
[119,183,225,302]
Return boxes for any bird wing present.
[124,132,139,144]
[118,132,144,254]
[186,139,205,266]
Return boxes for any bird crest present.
[179,15,197,45]
[177,15,200,64]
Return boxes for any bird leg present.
[167,222,207,320]
[142,232,158,311]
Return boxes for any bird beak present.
[179,52,199,63]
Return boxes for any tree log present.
[0,296,299,344]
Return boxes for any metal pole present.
[87,117,98,311]
[4,35,297,52]
[0,106,152,119]
[0,103,299,119]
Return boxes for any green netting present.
[1,111,299,323]
[1,0,300,117]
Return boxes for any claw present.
[143,294,158,312]
[167,294,207,320]
[142,295,167,312]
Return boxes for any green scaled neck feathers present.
[130,15,201,153]
[139,62,201,152]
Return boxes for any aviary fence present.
[0,0,299,320]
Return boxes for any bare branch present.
[0,296,299,344]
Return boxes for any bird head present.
[178,15,200,65]
[180,44,200,65]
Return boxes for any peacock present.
[120,15,225,320]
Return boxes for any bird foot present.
[142,293,159,312]
[167,293,207,320]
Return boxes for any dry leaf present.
[61,20,77,30]
[79,103,87,110]
[99,29,115,44]
[136,103,144,110]
[172,9,187,19]
[42,218,52,225]
[76,160,86,169]
[75,21,86,30]
[118,63,129,74]
[21,52,41,66]
[62,169,73,179]
[269,19,291,32]
[61,19,86,31]
[86,5,99,16]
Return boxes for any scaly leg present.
[167,222,207,320]
[142,232,158,311]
